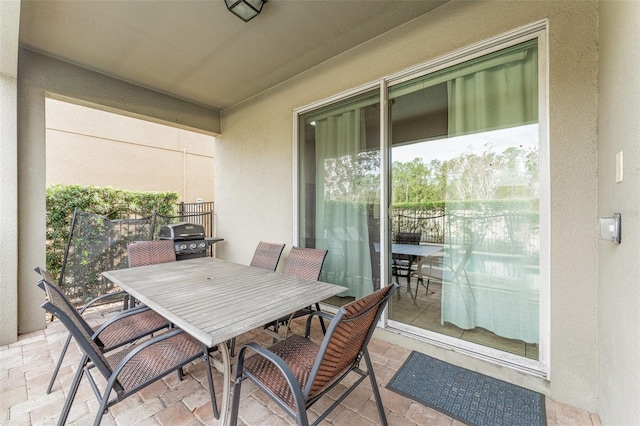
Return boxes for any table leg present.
[210,342,231,424]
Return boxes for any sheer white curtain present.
[314,110,373,299]
[447,44,538,136]
[440,41,540,344]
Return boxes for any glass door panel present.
[298,89,381,304]
[388,40,541,360]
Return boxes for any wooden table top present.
[102,257,346,348]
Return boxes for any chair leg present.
[315,303,326,334]
[229,368,244,426]
[204,352,220,419]
[48,332,72,394]
[57,354,87,426]
[363,349,388,426]
[94,384,112,426]
[414,277,433,299]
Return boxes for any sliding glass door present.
[388,40,541,360]
[297,34,545,368]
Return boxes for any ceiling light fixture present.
[225,0,267,22]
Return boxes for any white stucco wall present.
[0,0,20,346]
[45,99,215,203]
[597,2,640,425]
[216,1,600,412]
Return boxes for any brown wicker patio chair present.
[230,283,398,426]
[126,239,201,376]
[126,240,177,307]
[39,273,219,426]
[127,239,177,267]
[34,267,170,395]
[266,246,329,339]
[250,241,286,271]
[282,246,328,280]
[229,241,286,356]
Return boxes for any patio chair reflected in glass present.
[412,252,445,296]
[250,241,286,271]
[266,246,329,339]
[392,232,422,290]
[38,273,219,425]
[34,267,170,395]
[230,283,398,426]
[414,241,478,300]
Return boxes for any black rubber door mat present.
[387,351,546,426]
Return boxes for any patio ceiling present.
[19,0,448,111]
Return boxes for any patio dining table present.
[102,256,346,424]
[373,242,444,297]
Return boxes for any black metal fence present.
[393,211,446,244]
[157,202,216,257]
[176,201,215,237]
[58,202,216,307]
[392,206,539,265]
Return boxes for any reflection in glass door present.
[388,40,541,360]
[297,90,381,303]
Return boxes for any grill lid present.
[158,222,206,241]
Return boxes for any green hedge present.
[46,184,180,283]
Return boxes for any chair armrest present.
[78,290,128,314]
[110,329,206,392]
[91,305,170,351]
[304,311,334,337]
[91,305,153,336]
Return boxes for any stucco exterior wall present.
[597,2,640,425]
[216,1,600,412]
[15,49,220,336]
[0,0,20,346]
[45,99,215,203]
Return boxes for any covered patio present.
[2,1,639,425]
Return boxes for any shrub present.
[46,184,179,284]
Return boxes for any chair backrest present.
[128,240,176,268]
[394,232,421,245]
[34,266,58,291]
[282,246,328,281]
[305,283,398,400]
[38,271,115,381]
[250,241,286,271]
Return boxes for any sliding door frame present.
[293,20,550,377]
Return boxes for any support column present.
[0,0,20,345]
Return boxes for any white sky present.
[392,124,538,163]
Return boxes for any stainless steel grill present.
[158,222,223,260]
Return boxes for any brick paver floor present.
[1,308,601,425]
